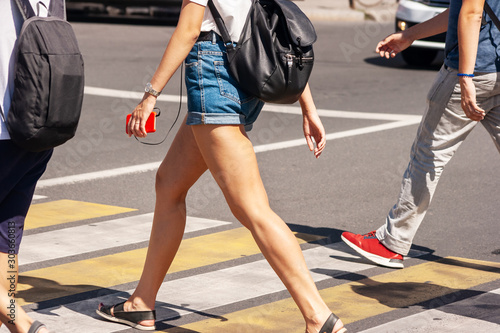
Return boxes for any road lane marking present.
[264,104,422,122]
[11,255,498,333]
[36,161,162,189]
[84,86,188,104]
[358,288,500,332]
[20,215,231,265]
[85,86,421,122]
[25,200,136,230]
[163,257,500,332]
[15,228,324,306]
[37,161,162,188]
[37,86,422,189]
[255,119,419,153]
[7,242,374,333]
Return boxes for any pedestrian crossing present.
[4,199,500,332]
[24,200,136,230]
[358,288,500,332]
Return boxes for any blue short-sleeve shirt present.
[444,0,500,73]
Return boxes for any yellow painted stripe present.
[16,228,323,306]
[163,256,500,333]
[25,200,137,229]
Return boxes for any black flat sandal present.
[319,313,347,333]
[96,301,156,331]
[28,321,47,333]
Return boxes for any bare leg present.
[113,121,208,327]
[105,122,344,332]
[0,253,49,333]
[191,124,344,333]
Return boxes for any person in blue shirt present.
[342,0,499,268]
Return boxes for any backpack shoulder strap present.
[0,105,5,123]
[485,1,500,31]
[207,0,232,44]
[14,0,66,21]
[13,0,36,21]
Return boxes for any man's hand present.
[375,32,414,58]
[459,77,485,121]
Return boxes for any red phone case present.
[126,112,156,135]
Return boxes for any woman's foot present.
[96,300,156,331]
[27,320,49,333]
[306,312,346,333]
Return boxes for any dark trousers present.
[0,140,52,254]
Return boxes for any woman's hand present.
[303,110,326,158]
[127,94,157,138]
[298,84,326,158]
[459,77,485,121]
[375,32,413,58]
[126,0,205,138]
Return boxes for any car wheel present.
[401,48,438,67]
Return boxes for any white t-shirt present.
[190,0,251,42]
[0,0,50,140]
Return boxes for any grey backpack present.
[0,0,84,152]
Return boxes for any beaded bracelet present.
[457,73,474,77]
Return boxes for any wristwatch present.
[145,82,161,97]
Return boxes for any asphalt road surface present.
[7,20,499,333]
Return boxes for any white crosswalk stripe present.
[19,215,230,265]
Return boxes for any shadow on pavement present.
[364,53,444,71]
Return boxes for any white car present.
[395,0,449,66]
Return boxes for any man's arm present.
[458,0,486,121]
[376,9,449,58]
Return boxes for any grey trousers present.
[376,65,500,255]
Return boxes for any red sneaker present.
[341,231,404,268]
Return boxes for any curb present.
[302,9,365,22]
[299,5,398,23]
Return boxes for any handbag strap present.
[1,0,31,123]
[485,1,500,31]
[207,0,234,47]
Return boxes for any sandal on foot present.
[320,313,347,333]
[96,301,156,331]
[28,321,47,333]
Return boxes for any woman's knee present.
[229,202,274,231]
[155,168,188,202]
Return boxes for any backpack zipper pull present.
[286,54,293,84]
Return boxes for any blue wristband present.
[457,73,474,77]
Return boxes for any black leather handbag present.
[208,0,316,104]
